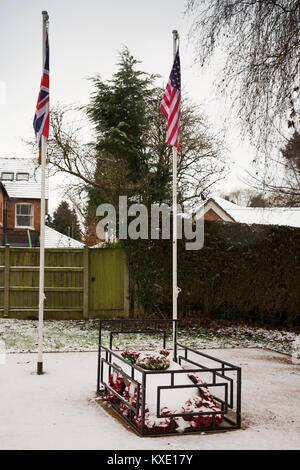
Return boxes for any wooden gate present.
[88,248,129,318]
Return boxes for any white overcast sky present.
[0,0,255,213]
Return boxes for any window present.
[16,173,29,181]
[1,172,14,181]
[15,203,34,228]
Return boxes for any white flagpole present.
[172,30,179,361]
[37,10,49,375]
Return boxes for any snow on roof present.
[45,226,84,248]
[0,157,49,199]
[197,196,300,228]
[212,196,245,212]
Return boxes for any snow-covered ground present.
[0,319,298,355]
[1,348,299,450]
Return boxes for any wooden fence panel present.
[0,246,129,320]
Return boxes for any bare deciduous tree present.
[243,130,300,205]
[222,188,267,207]
[39,100,226,211]
[148,93,227,208]
[47,105,98,190]
[186,0,300,154]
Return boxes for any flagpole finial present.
[172,30,179,54]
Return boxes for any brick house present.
[0,157,84,248]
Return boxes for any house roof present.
[45,226,84,248]
[196,196,300,228]
[0,157,49,199]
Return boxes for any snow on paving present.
[1,319,300,450]
[1,349,300,450]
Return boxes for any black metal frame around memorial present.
[97,319,242,436]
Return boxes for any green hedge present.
[123,221,300,328]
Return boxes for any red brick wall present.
[204,208,223,221]
[83,219,105,246]
[0,190,3,226]
[6,199,48,231]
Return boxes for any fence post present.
[83,245,89,319]
[123,254,130,317]
[4,244,10,317]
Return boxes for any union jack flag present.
[160,49,181,154]
[33,29,49,147]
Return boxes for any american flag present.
[33,29,49,147]
[160,49,181,154]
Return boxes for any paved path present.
[1,349,299,450]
